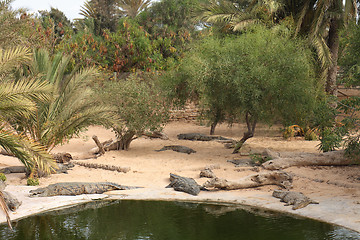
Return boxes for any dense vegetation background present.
[1,0,360,176]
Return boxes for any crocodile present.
[0,163,73,177]
[29,182,141,197]
[155,145,196,154]
[166,173,202,196]
[272,190,319,210]
[177,133,234,143]
[0,166,27,174]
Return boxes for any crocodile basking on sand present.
[166,173,204,196]
[155,145,196,154]
[29,182,141,197]
[177,133,234,143]
[272,190,319,210]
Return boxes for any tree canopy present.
[164,26,319,152]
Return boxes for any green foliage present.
[118,0,151,18]
[103,18,163,72]
[10,49,113,150]
[344,136,360,162]
[164,26,318,136]
[304,129,318,141]
[138,0,201,33]
[100,74,169,150]
[27,177,39,186]
[57,18,178,72]
[38,7,73,40]
[0,46,56,173]
[340,22,360,86]
[137,0,201,64]
[314,96,360,155]
[0,173,6,182]
[249,153,272,165]
[318,127,343,152]
[80,0,121,33]
[0,0,28,47]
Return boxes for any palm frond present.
[197,0,240,24]
[117,0,151,17]
[232,19,258,31]
[0,46,31,74]
[18,49,114,151]
[0,128,56,172]
[80,0,98,19]
[344,0,357,23]
[294,0,310,36]
[0,78,50,119]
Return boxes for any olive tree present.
[165,26,319,153]
[101,74,169,150]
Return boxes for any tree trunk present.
[326,17,340,98]
[232,112,257,154]
[202,171,293,190]
[261,150,354,170]
[210,121,217,135]
[117,131,135,150]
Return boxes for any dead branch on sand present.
[202,171,292,190]
[262,151,355,170]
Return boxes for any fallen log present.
[262,150,356,170]
[2,191,21,211]
[202,171,292,190]
[92,136,105,155]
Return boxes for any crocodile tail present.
[106,182,142,190]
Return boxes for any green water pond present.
[0,200,359,240]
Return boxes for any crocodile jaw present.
[29,188,46,197]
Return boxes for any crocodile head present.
[29,187,48,197]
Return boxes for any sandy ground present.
[0,122,360,233]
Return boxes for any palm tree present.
[117,0,151,18]
[0,46,55,229]
[197,0,282,31]
[11,49,114,151]
[79,0,121,33]
[79,0,151,34]
[197,0,358,97]
[291,0,357,97]
[0,47,55,170]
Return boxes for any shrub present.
[0,173,6,182]
[101,74,169,150]
[27,177,39,186]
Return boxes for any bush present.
[27,177,39,186]
[101,74,169,150]
[0,173,6,182]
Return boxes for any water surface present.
[0,200,359,240]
